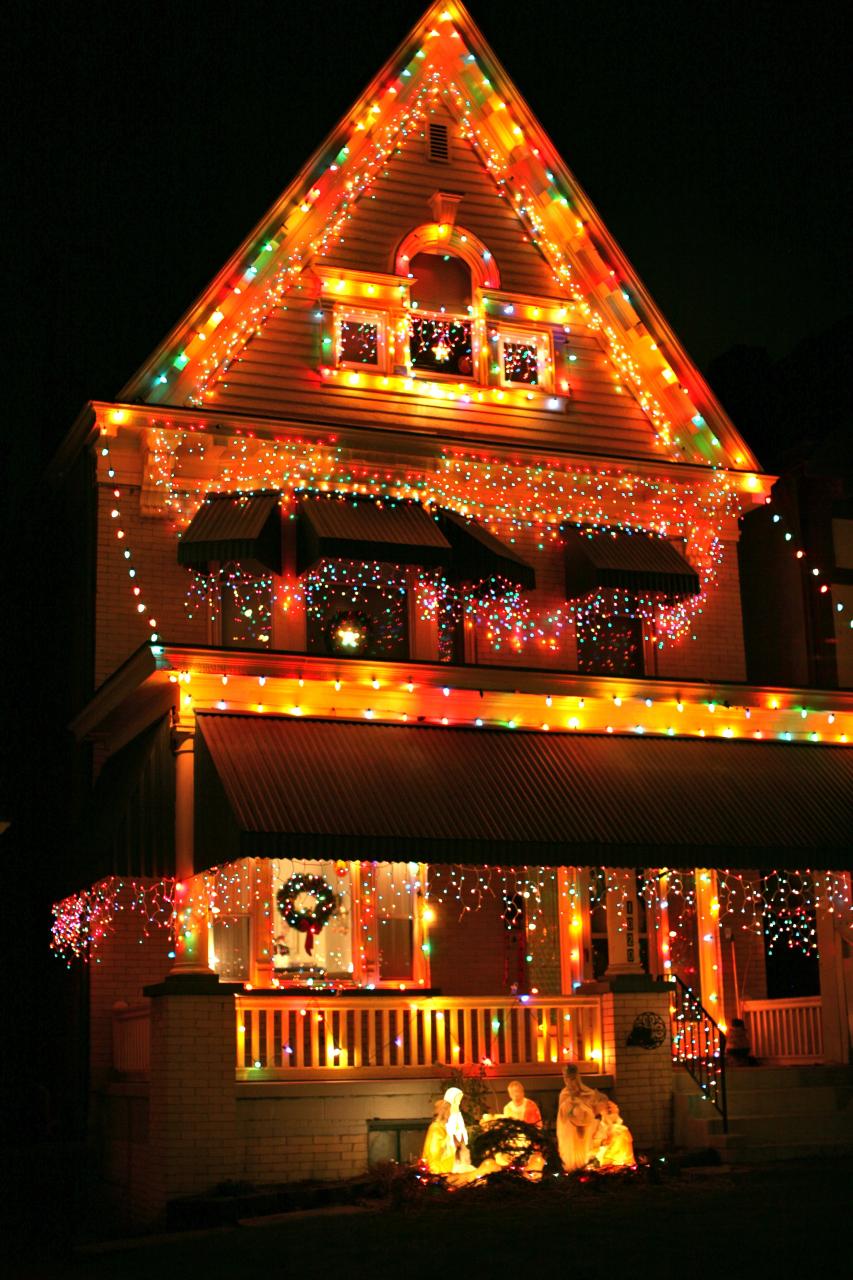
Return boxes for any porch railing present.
[669,976,727,1131]
[742,996,823,1062]
[112,1002,151,1077]
[235,994,604,1080]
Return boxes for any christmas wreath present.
[277,875,338,955]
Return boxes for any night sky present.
[8,0,851,472]
[1,0,850,1156]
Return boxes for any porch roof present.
[194,713,853,868]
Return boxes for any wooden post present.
[815,873,851,1064]
[171,725,212,975]
[694,869,725,1027]
[557,867,587,991]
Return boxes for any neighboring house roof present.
[116,0,759,473]
[194,712,853,867]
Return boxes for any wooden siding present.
[212,295,661,459]
[207,119,664,460]
[320,112,556,292]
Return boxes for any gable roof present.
[119,1,760,473]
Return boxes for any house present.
[48,0,853,1226]
[739,427,853,689]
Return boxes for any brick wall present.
[656,539,746,682]
[94,475,745,687]
[95,483,206,685]
[88,883,173,1087]
[142,990,239,1221]
[602,988,673,1149]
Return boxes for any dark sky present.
[7,0,851,466]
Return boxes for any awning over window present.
[296,495,451,573]
[437,510,536,589]
[563,526,700,597]
[194,713,852,868]
[178,492,282,572]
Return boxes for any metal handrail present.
[668,975,727,1132]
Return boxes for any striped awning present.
[178,492,282,572]
[193,713,853,868]
[563,526,700,597]
[296,495,450,573]
[437,510,535,589]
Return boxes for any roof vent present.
[428,121,450,163]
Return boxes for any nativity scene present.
[420,1070,635,1182]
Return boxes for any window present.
[335,310,386,370]
[272,860,355,979]
[304,560,410,660]
[496,331,551,389]
[576,614,644,677]
[408,251,473,378]
[409,315,473,377]
[211,916,251,981]
[220,562,273,649]
[269,860,424,986]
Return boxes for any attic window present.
[427,122,450,163]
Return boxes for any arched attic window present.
[396,223,499,381]
[409,251,473,376]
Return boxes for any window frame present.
[406,306,477,383]
[334,307,388,374]
[495,327,553,391]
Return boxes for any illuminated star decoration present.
[431,338,451,362]
[336,622,365,650]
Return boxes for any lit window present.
[496,331,551,388]
[220,562,273,649]
[409,314,473,377]
[335,310,386,370]
[576,615,643,677]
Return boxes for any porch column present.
[653,870,673,979]
[144,982,238,1216]
[171,725,212,975]
[694,869,725,1027]
[815,874,851,1064]
[558,867,588,990]
[604,869,643,980]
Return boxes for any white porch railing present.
[236,994,604,1081]
[742,996,823,1062]
[112,1002,151,1076]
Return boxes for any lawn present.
[7,1157,851,1279]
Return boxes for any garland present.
[277,874,338,955]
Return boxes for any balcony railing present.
[235,993,604,1080]
[742,996,823,1062]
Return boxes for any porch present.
[113,990,831,1081]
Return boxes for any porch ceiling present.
[194,713,853,868]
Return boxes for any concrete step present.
[715,1139,853,1164]
[725,1065,853,1090]
[704,1112,853,1142]
[673,1065,853,1093]
[726,1087,853,1119]
[676,1083,853,1120]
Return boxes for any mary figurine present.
[443,1086,471,1170]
